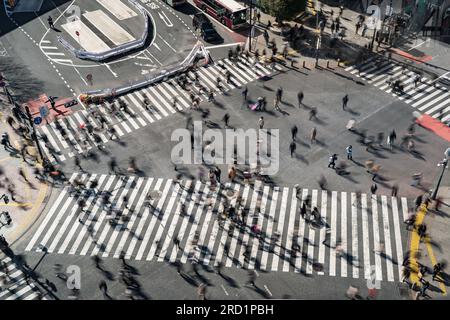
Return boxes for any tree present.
[258,0,307,22]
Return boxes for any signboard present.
[39,105,49,117]
[34,117,42,125]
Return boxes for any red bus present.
[193,0,248,30]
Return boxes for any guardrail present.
[79,41,211,104]
[57,0,149,62]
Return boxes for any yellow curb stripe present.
[5,182,48,241]
[409,204,427,285]
[425,237,447,296]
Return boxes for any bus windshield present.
[231,9,246,26]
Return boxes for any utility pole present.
[314,0,321,67]
[25,105,45,163]
[247,0,254,52]
[431,148,450,200]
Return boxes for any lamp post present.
[430,148,450,200]
[247,0,254,52]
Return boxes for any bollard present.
[303,60,306,68]
[327,61,330,68]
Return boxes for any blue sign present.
[39,105,49,117]
[34,117,42,125]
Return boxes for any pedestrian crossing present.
[345,58,450,121]
[0,257,47,300]
[37,57,282,163]
[26,173,410,282]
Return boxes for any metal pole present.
[431,158,448,200]
[25,106,45,163]
[247,0,253,52]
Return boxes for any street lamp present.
[430,147,450,200]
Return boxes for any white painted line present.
[351,193,359,279]
[157,34,177,53]
[225,184,249,268]
[260,187,279,270]
[361,194,371,279]
[306,190,317,274]
[60,175,108,254]
[134,180,177,262]
[156,181,192,262]
[41,46,59,50]
[371,195,383,281]
[46,52,65,56]
[237,181,260,268]
[381,196,394,282]
[96,0,137,20]
[221,284,229,296]
[24,174,77,251]
[84,10,135,46]
[68,175,116,255]
[329,191,337,277]
[391,197,405,279]
[61,20,110,53]
[205,42,246,50]
[294,189,308,273]
[340,192,348,278]
[282,188,297,272]
[125,178,164,259]
[317,191,327,275]
[264,285,273,297]
[408,38,430,51]
[53,58,73,63]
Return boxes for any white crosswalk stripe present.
[0,257,48,300]
[38,58,280,163]
[346,59,450,122]
[26,174,410,281]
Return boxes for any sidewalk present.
[0,98,53,246]
[245,1,379,68]
[407,187,450,300]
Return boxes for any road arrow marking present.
[158,11,173,27]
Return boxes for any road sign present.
[34,117,42,125]
[39,105,49,117]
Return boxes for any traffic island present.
[47,0,151,62]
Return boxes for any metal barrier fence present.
[57,0,149,62]
[79,41,212,103]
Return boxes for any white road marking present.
[157,34,177,53]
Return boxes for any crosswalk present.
[345,58,450,121]
[0,257,47,300]
[38,57,282,163]
[26,173,410,282]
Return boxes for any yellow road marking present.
[409,204,427,285]
[409,204,447,296]
[425,237,447,296]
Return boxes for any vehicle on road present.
[193,12,223,43]
[193,0,248,30]
[163,0,186,7]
